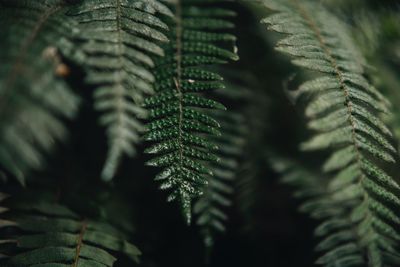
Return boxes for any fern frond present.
[232,79,269,233]
[0,1,81,185]
[270,157,326,201]
[259,0,400,266]
[144,0,238,223]
[67,0,173,181]
[194,107,245,248]
[350,10,400,146]
[0,195,141,266]
[270,156,364,267]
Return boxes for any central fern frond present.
[144,0,238,223]
[260,0,400,265]
[68,0,173,180]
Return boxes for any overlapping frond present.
[67,0,173,180]
[0,195,141,266]
[144,0,238,223]
[270,157,326,202]
[270,156,363,267]
[0,0,81,185]
[194,106,245,248]
[259,0,400,266]
[233,80,269,233]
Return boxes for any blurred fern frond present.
[0,0,81,185]
[259,0,400,265]
[270,156,364,267]
[67,0,173,180]
[0,194,141,266]
[194,84,247,249]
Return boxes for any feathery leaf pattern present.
[194,107,245,248]
[260,0,400,265]
[68,0,173,180]
[0,196,141,266]
[144,0,238,223]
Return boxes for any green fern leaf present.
[0,1,81,185]
[144,0,238,223]
[67,0,173,181]
[259,0,400,266]
[0,196,141,266]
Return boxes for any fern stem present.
[292,0,361,159]
[173,0,187,212]
[72,220,88,267]
[175,0,184,163]
[116,0,124,130]
[168,0,193,223]
[100,0,126,179]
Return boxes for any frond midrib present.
[290,0,396,264]
[112,0,129,156]
[293,0,374,227]
[174,0,185,172]
[72,219,88,267]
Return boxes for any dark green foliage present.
[260,0,400,265]
[0,0,80,185]
[0,194,140,266]
[67,0,173,180]
[144,0,238,223]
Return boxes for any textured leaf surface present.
[144,0,238,223]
